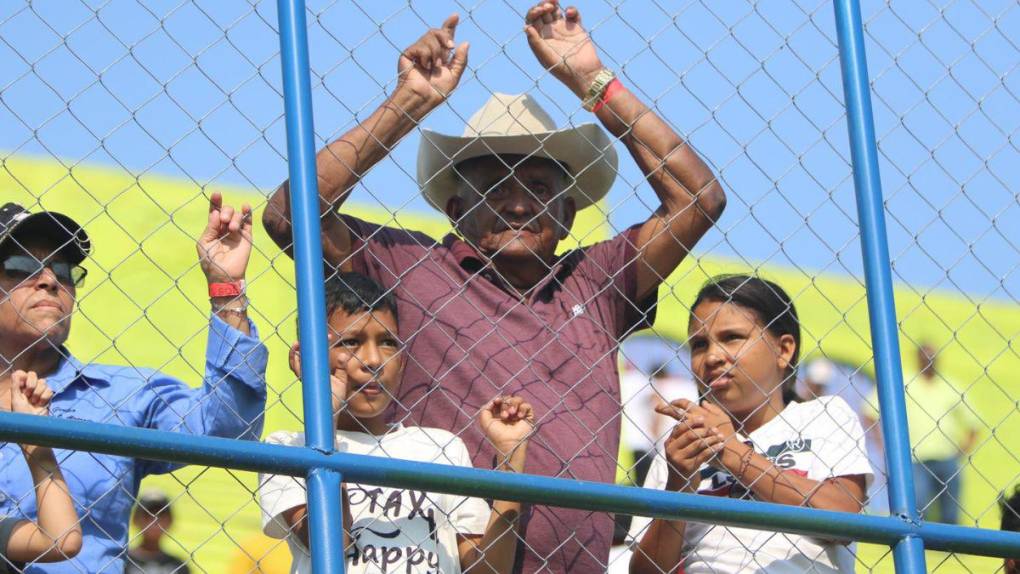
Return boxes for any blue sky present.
[2,0,1017,300]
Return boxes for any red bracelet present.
[209,280,245,298]
[592,78,624,113]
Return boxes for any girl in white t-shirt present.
[629,275,873,574]
[258,273,532,574]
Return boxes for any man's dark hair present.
[1002,485,1020,533]
[324,272,398,324]
[690,274,801,404]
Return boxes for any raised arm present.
[138,194,268,464]
[5,371,82,563]
[459,396,534,574]
[262,14,470,268]
[525,1,726,302]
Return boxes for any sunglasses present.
[1,254,87,288]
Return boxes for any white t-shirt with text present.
[259,425,490,574]
[629,396,874,573]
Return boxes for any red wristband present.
[592,78,624,113]
[208,280,245,298]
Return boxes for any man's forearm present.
[193,316,268,441]
[594,86,720,215]
[264,88,436,238]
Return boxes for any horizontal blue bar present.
[1,412,1018,559]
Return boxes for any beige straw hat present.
[417,93,618,213]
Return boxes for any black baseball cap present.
[0,203,91,264]
[135,489,174,518]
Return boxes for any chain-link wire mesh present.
[1,0,1018,573]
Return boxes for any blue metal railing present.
[276,0,345,571]
[833,0,927,571]
[0,1,1014,573]
[1,413,1019,561]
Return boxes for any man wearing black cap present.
[0,195,268,573]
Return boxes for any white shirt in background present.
[629,396,874,573]
[622,372,699,452]
[258,425,490,574]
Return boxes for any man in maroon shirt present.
[264,2,725,571]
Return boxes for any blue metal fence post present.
[276,0,345,572]
[832,0,927,572]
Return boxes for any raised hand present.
[9,370,53,417]
[197,192,253,284]
[479,396,535,471]
[397,14,470,107]
[524,1,604,98]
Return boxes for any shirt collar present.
[441,233,574,292]
[46,349,111,394]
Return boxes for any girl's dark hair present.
[690,274,801,404]
[323,272,398,323]
[1002,484,1020,533]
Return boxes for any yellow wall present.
[4,155,1017,573]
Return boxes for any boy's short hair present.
[324,272,398,324]
[1003,485,1020,532]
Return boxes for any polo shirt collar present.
[46,349,111,394]
[441,233,573,294]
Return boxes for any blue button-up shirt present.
[0,315,268,573]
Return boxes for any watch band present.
[208,280,246,298]
[582,68,617,111]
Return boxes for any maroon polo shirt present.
[342,214,656,573]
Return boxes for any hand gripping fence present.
[1,1,1020,573]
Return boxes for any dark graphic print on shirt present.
[698,439,814,499]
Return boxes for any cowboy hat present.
[417,93,618,213]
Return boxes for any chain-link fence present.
[1,0,1018,573]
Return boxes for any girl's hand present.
[479,396,535,470]
[662,424,724,493]
[9,370,53,417]
[656,398,738,443]
[697,401,738,441]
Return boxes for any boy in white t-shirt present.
[258,273,532,574]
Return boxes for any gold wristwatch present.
[582,68,616,111]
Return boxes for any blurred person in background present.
[1002,485,1020,574]
[262,1,725,571]
[126,491,189,574]
[615,361,696,545]
[0,371,82,573]
[646,364,698,455]
[620,363,673,488]
[0,195,267,573]
[862,343,980,524]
